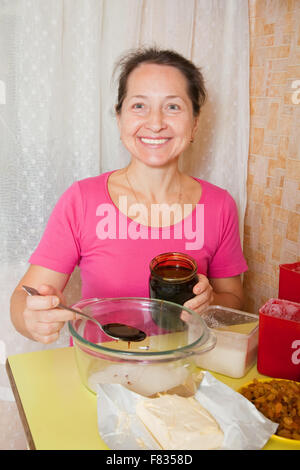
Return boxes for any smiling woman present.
[10,46,248,345]
[116,63,198,168]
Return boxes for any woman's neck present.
[125,159,182,205]
[107,161,202,227]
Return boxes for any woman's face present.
[117,63,198,167]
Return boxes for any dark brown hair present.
[114,47,206,117]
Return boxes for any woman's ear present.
[116,110,121,132]
[191,116,199,142]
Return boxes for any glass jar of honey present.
[149,252,198,330]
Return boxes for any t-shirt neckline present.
[104,170,204,232]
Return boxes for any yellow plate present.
[237,377,300,450]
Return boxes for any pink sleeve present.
[29,182,82,274]
[208,192,248,278]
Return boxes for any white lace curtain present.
[0,0,249,449]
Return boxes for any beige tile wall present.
[244,0,300,313]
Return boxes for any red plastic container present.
[278,262,300,303]
[257,298,300,381]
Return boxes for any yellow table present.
[4,346,288,450]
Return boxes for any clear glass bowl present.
[68,297,216,396]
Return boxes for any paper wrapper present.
[97,371,278,450]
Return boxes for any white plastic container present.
[195,306,259,378]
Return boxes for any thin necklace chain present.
[125,168,183,206]
[125,169,140,205]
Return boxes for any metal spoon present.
[22,285,146,342]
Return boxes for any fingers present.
[23,311,61,344]
[23,284,74,344]
[25,306,75,324]
[37,284,58,296]
[31,331,60,345]
[26,293,59,311]
[192,274,211,295]
[24,306,75,344]
[36,320,65,335]
[184,274,214,315]
[34,283,66,308]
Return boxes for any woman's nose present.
[145,108,167,132]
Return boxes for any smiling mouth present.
[139,137,170,145]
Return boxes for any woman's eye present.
[168,104,180,111]
[132,103,144,109]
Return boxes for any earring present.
[190,138,194,143]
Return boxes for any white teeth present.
[140,138,168,145]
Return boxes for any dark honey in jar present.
[149,252,198,330]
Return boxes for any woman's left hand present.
[183,273,245,315]
[183,274,214,314]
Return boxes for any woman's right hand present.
[23,284,75,344]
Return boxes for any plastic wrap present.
[97,371,278,450]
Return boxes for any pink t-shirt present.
[29,171,247,299]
